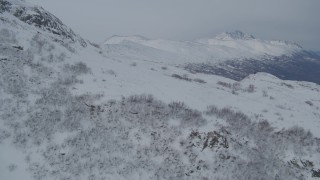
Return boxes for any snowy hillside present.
[1,0,320,179]
[103,31,320,84]
[104,30,302,61]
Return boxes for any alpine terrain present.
[1,0,320,180]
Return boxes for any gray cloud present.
[26,0,320,51]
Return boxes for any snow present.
[215,30,255,40]
[104,31,303,64]
[0,142,33,180]
[1,0,320,179]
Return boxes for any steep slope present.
[0,0,86,47]
[1,1,320,180]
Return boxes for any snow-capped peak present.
[215,30,255,41]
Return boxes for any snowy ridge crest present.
[103,30,304,62]
[0,0,87,47]
[215,30,255,40]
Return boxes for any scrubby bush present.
[193,78,206,84]
[7,164,17,172]
[171,74,192,81]
[204,105,319,179]
[0,57,28,98]
[232,82,241,91]
[217,81,232,88]
[0,129,11,143]
[281,82,294,89]
[305,101,313,106]
[217,81,256,94]
[106,69,117,76]
[63,62,91,75]
[161,66,168,70]
[262,90,268,97]
[245,84,255,93]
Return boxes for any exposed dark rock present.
[1,0,87,47]
[185,52,320,84]
[312,169,320,178]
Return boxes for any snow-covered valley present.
[1,0,320,179]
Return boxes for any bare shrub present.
[56,53,66,62]
[161,66,168,70]
[57,75,82,86]
[0,60,28,98]
[0,129,11,143]
[169,101,206,127]
[127,94,155,103]
[168,101,187,114]
[35,85,71,106]
[90,42,101,49]
[171,74,192,81]
[232,82,241,91]
[263,90,268,97]
[203,104,320,179]
[217,81,232,88]
[63,62,91,75]
[189,130,229,151]
[245,84,255,93]
[106,69,117,77]
[7,164,17,172]
[130,62,137,66]
[305,101,313,106]
[193,78,206,84]
[281,82,294,89]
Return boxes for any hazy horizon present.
[26,0,320,51]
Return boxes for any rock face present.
[0,0,86,47]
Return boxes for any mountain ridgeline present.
[104,32,320,85]
[0,0,86,47]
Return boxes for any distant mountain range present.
[104,31,320,84]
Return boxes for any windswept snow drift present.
[1,0,320,179]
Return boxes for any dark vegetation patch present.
[185,53,320,84]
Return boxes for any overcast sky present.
[26,0,320,51]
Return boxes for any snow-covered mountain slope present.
[198,31,302,57]
[1,0,320,179]
[103,31,320,84]
[104,31,302,61]
[0,0,87,48]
